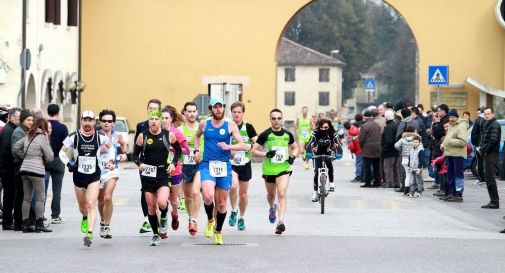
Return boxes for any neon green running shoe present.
[205,220,215,238]
[178,199,187,212]
[139,221,152,234]
[214,232,223,245]
[81,218,88,234]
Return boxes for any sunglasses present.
[271,117,282,121]
[101,120,113,123]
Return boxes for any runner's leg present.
[145,191,159,235]
[102,179,117,225]
[238,180,249,217]
[84,182,100,233]
[275,174,290,223]
[229,171,239,211]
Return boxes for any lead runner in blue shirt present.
[193,97,248,245]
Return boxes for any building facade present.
[276,38,344,124]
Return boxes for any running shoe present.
[150,234,161,246]
[205,220,215,238]
[188,219,198,236]
[103,226,112,239]
[83,231,93,247]
[311,191,319,202]
[139,220,152,234]
[178,199,187,212]
[51,217,64,224]
[99,224,106,238]
[171,212,179,230]
[160,216,168,235]
[268,205,277,224]
[329,182,336,192]
[304,161,309,170]
[80,218,88,234]
[275,222,286,235]
[229,210,238,226]
[237,218,245,231]
[214,232,223,245]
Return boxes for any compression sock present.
[148,214,159,235]
[204,203,214,221]
[159,206,168,219]
[215,211,227,232]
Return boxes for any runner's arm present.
[251,131,267,157]
[132,133,144,166]
[193,120,205,162]
[58,145,70,165]
[224,122,247,151]
[117,133,128,161]
[169,131,182,164]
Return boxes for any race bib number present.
[209,161,227,177]
[78,156,97,174]
[301,129,309,137]
[141,165,157,178]
[233,151,246,165]
[184,148,196,165]
[271,146,287,164]
[99,154,111,170]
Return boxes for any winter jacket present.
[442,118,469,158]
[381,120,399,158]
[471,116,485,146]
[408,144,425,171]
[374,116,386,134]
[396,116,420,140]
[12,129,54,176]
[432,155,448,174]
[415,116,430,148]
[0,121,17,174]
[358,118,382,158]
[431,115,449,158]
[11,124,29,163]
[394,132,419,159]
[347,125,361,154]
[479,118,501,155]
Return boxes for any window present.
[45,0,55,23]
[319,68,330,82]
[319,92,329,106]
[68,0,78,26]
[54,0,61,25]
[284,91,295,106]
[285,67,295,82]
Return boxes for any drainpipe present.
[20,0,27,108]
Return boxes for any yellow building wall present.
[82,0,504,129]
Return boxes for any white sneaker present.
[311,191,319,202]
[424,177,435,182]
[99,225,106,238]
[413,192,421,198]
[103,226,112,239]
[329,182,335,191]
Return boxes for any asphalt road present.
[1,158,505,273]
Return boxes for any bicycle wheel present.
[320,173,327,214]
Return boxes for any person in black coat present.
[471,107,485,182]
[381,110,400,188]
[431,104,449,159]
[479,107,501,209]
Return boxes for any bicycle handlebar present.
[311,155,337,160]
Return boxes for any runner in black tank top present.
[132,109,181,246]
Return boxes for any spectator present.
[411,107,433,183]
[431,104,450,190]
[374,105,386,133]
[478,107,501,209]
[433,122,451,197]
[471,107,485,183]
[45,104,69,224]
[381,110,399,188]
[396,108,419,140]
[441,109,468,202]
[405,135,425,197]
[394,126,419,193]
[358,110,382,188]
[0,108,21,230]
[463,111,473,127]
[12,118,53,232]
[344,121,362,182]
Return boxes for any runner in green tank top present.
[296,106,314,170]
[252,108,298,235]
[228,102,257,231]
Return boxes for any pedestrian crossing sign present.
[364,78,376,92]
[428,65,449,85]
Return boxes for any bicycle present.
[312,155,336,214]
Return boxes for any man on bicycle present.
[306,119,343,202]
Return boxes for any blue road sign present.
[428,65,449,85]
[364,78,376,92]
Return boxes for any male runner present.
[252,108,298,235]
[296,106,313,169]
[59,111,115,246]
[97,109,128,239]
[135,99,162,233]
[193,97,246,245]
[180,102,202,235]
[228,101,257,231]
[132,109,181,246]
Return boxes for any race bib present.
[184,148,196,165]
[209,161,227,177]
[301,129,309,137]
[99,154,110,170]
[232,151,246,165]
[141,164,157,178]
[78,156,97,174]
[271,146,287,164]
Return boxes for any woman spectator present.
[13,118,54,233]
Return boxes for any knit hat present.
[393,101,405,112]
[20,109,33,123]
[448,108,459,118]
[385,110,395,121]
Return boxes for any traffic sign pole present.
[437,85,440,105]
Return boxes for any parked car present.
[468,120,505,180]
[95,116,135,159]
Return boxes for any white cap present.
[81,110,95,119]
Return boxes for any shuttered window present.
[68,0,78,26]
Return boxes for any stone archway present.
[26,74,37,110]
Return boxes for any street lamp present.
[65,80,86,104]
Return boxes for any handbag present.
[14,133,39,175]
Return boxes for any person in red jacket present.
[344,118,362,182]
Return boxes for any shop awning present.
[465,76,505,98]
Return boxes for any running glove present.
[287,155,296,165]
[67,161,78,172]
[306,152,313,159]
[266,150,277,158]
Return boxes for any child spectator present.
[406,135,425,197]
